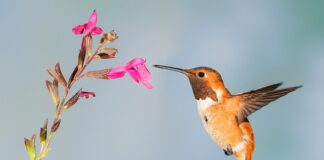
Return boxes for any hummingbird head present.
[154,65,229,102]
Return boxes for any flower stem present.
[38,87,70,160]
[36,37,105,160]
[72,40,104,85]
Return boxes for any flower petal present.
[84,10,98,34]
[91,27,103,35]
[140,80,153,89]
[137,64,153,89]
[106,66,127,79]
[72,10,103,36]
[72,24,86,34]
[107,72,126,79]
[79,91,96,99]
[126,58,145,69]
[106,57,153,89]
[127,68,141,83]
[137,64,152,82]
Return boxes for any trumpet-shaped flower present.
[72,10,103,35]
[107,58,153,89]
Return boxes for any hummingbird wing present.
[236,82,301,123]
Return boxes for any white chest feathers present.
[196,97,216,112]
[196,89,223,114]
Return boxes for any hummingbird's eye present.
[198,72,205,78]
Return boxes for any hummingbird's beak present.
[153,65,188,75]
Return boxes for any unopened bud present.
[100,31,118,44]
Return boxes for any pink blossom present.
[107,58,153,89]
[79,91,96,99]
[72,10,103,35]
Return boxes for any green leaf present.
[24,134,36,160]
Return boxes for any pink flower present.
[107,58,153,89]
[79,91,96,99]
[72,10,103,35]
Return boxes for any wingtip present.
[274,85,302,94]
[268,82,302,92]
[291,85,303,90]
[276,82,284,87]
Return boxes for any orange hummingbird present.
[154,65,301,160]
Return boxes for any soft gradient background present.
[1,0,323,160]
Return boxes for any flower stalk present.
[24,10,152,160]
[36,35,111,159]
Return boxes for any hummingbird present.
[154,65,301,160]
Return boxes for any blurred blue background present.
[0,0,323,159]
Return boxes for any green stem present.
[38,132,54,160]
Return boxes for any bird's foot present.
[223,144,233,156]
